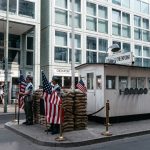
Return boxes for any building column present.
[33,24,41,89]
[21,34,26,75]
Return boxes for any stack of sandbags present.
[61,90,75,132]
[74,90,88,130]
[32,89,43,124]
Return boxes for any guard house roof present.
[75,63,150,71]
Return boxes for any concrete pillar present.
[33,24,41,90]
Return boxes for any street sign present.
[105,52,134,65]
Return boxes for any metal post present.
[13,101,18,122]
[71,0,75,91]
[55,104,66,141]
[4,0,9,113]
[101,100,112,136]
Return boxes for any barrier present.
[101,100,112,136]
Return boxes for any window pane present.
[70,0,81,12]
[27,37,33,50]
[138,77,145,88]
[122,25,131,38]
[119,76,128,90]
[0,0,6,11]
[0,32,4,47]
[112,23,121,36]
[134,0,140,12]
[98,5,107,19]
[143,59,150,67]
[134,57,142,66]
[26,51,33,65]
[9,0,16,13]
[69,13,81,28]
[122,0,130,8]
[19,0,35,18]
[112,0,121,5]
[70,34,81,48]
[9,34,20,48]
[86,16,96,31]
[98,20,108,33]
[87,37,96,50]
[122,12,130,25]
[0,0,17,13]
[141,2,149,14]
[143,46,150,57]
[123,43,130,53]
[131,77,137,88]
[55,47,68,62]
[143,30,149,42]
[55,31,67,46]
[112,9,121,22]
[135,45,142,56]
[106,76,116,89]
[143,18,149,29]
[98,53,107,63]
[134,28,142,40]
[56,0,67,9]
[8,50,20,64]
[99,38,108,51]
[64,77,71,88]
[0,48,4,60]
[134,16,141,27]
[86,51,97,63]
[87,73,94,90]
[69,49,81,63]
[87,2,96,16]
[55,9,68,25]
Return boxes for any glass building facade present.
[0,0,40,103]
[41,0,150,88]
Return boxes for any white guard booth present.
[76,63,150,123]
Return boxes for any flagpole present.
[4,0,9,113]
[71,0,75,91]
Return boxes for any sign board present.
[53,68,78,76]
[105,52,134,65]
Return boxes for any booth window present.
[96,75,102,89]
[138,77,145,88]
[119,76,128,90]
[106,76,116,89]
[87,73,94,89]
[131,77,145,88]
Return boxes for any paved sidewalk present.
[5,119,150,147]
[0,104,24,115]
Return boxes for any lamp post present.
[71,0,75,91]
[4,0,9,113]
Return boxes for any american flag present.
[41,71,52,122]
[42,71,63,124]
[48,91,63,124]
[18,71,27,109]
[76,79,87,94]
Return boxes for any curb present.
[0,112,24,116]
[5,123,150,147]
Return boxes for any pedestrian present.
[19,75,33,125]
[45,76,61,134]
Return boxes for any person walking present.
[19,75,33,125]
